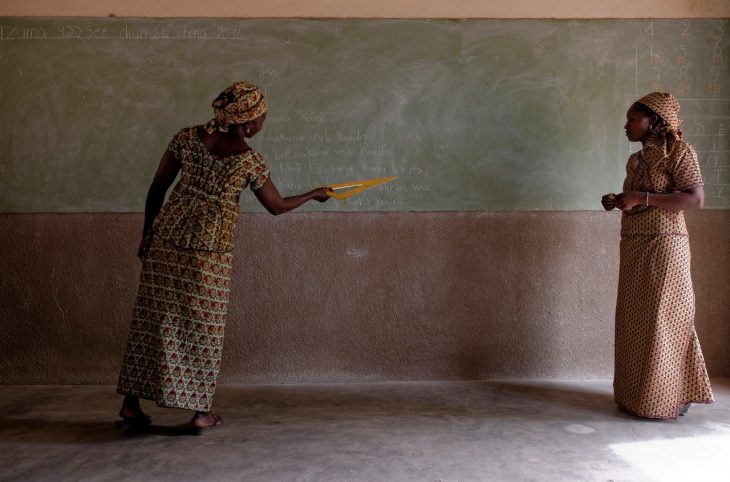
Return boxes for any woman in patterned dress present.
[117,81,330,430]
[601,92,713,419]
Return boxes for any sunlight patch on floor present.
[610,424,730,482]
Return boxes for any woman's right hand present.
[311,187,332,203]
[601,193,617,211]
[254,180,330,215]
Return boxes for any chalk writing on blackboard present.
[0,18,728,212]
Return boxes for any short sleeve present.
[672,143,704,191]
[166,129,186,160]
[622,153,639,192]
[248,152,270,191]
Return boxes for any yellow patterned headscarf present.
[636,92,682,136]
[204,81,268,134]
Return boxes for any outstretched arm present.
[254,178,330,215]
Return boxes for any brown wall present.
[1,211,727,384]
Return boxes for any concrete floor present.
[0,380,728,482]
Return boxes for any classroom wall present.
[1,0,728,384]
[1,211,728,384]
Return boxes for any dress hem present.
[116,387,213,413]
[616,398,714,421]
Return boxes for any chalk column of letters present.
[640,20,728,207]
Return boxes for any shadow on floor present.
[484,380,627,418]
[211,379,629,423]
[0,380,670,445]
[0,418,202,444]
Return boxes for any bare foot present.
[190,412,223,429]
[118,395,152,427]
[119,407,152,423]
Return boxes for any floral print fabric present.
[205,80,268,134]
[154,127,269,253]
[117,126,268,411]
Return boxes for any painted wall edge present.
[1,0,729,19]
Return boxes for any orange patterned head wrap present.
[204,81,268,133]
[635,92,682,135]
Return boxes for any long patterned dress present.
[613,132,714,419]
[117,126,269,411]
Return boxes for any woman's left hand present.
[615,191,645,211]
[137,236,148,260]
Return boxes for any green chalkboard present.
[0,18,728,211]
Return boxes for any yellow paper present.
[326,176,398,200]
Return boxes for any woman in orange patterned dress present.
[601,92,713,419]
[117,81,330,430]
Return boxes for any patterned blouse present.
[152,126,270,253]
[621,133,704,237]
